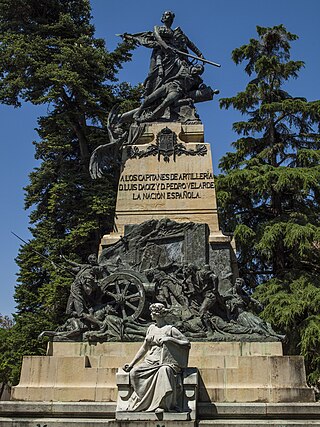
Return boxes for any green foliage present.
[0,322,12,392]
[0,0,140,386]
[255,275,320,386]
[218,25,320,386]
[0,313,52,385]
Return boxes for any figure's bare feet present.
[155,407,164,413]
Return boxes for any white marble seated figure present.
[122,303,190,413]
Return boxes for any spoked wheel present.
[100,271,148,320]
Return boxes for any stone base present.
[11,342,315,404]
[116,367,198,419]
[116,411,191,421]
[1,402,320,427]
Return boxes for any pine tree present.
[0,315,14,397]
[0,0,140,384]
[217,25,320,386]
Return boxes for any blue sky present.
[1,0,319,316]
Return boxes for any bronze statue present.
[39,220,285,343]
[89,12,220,179]
[62,254,105,323]
[118,10,220,124]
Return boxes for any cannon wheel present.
[100,271,149,320]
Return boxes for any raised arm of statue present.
[119,31,158,49]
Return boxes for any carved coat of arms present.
[157,127,177,161]
[127,127,207,162]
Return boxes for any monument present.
[1,10,319,427]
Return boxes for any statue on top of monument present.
[89,12,220,179]
[119,10,220,124]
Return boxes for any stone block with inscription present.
[102,123,228,244]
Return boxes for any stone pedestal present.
[116,367,198,420]
[2,341,317,426]
[11,341,314,404]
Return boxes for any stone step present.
[198,356,308,387]
[84,354,240,369]
[200,422,320,426]
[198,386,315,404]
[2,401,319,418]
[0,419,111,427]
[1,402,319,427]
[13,384,315,404]
[0,401,115,417]
[199,422,320,426]
[198,402,320,419]
[0,419,196,427]
[2,419,319,427]
[12,385,118,402]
